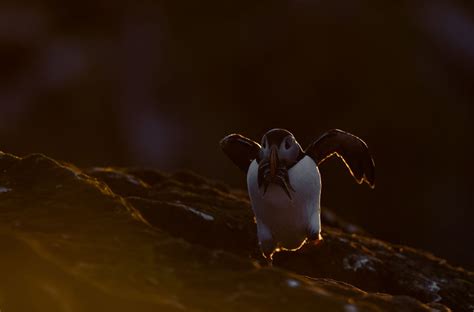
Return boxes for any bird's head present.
[257,128,303,199]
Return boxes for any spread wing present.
[220,134,261,173]
[305,129,375,188]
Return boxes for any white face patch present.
[277,135,302,164]
[259,134,302,166]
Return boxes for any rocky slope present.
[0,152,472,311]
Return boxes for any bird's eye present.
[285,137,292,149]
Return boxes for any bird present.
[220,128,375,260]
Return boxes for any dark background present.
[0,1,472,268]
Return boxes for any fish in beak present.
[270,145,278,177]
[258,145,295,200]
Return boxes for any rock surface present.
[0,152,472,311]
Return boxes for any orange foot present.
[308,233,323,246]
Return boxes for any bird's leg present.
[261,244,275,263]
[308,232,323,246]
[257,221,276,262]
[307,209,322,244]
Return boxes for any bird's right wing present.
[220,134,261,173]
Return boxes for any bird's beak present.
[258,145,295,200]
[269,145,278,178]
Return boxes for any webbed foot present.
[308,231,323,245]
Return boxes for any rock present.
[0,152,471,311]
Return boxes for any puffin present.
[220,128,375,260]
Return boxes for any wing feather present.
[220,134,261,173]
[305,129,375,188]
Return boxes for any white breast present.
[247,155,321,249]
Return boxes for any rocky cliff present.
[0,152,472,311]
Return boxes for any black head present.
[257,128,304,199]
[259,128,303,166]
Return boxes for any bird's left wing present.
[220,134,261,173]
[305,129,375,188]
